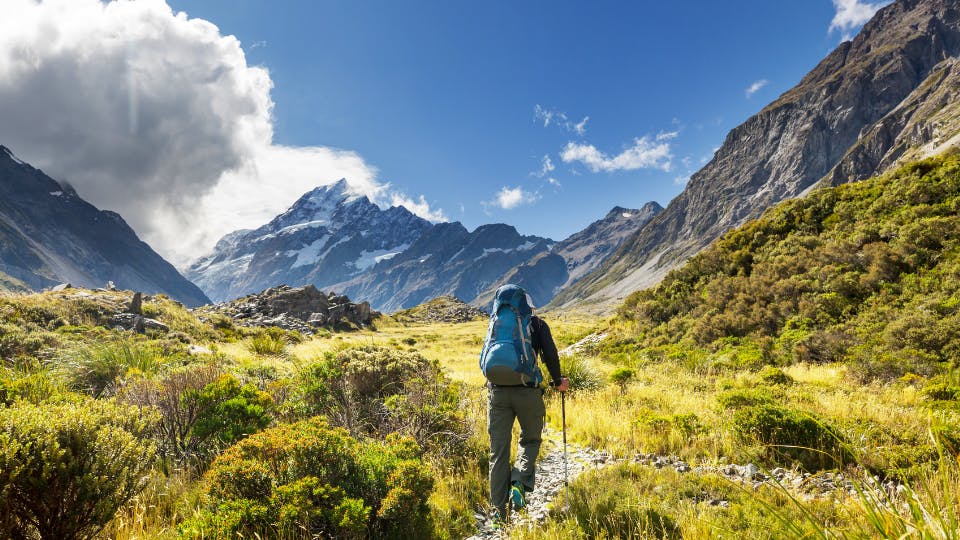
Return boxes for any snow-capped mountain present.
[0,145,210,307]
[186,179,432,303]
[329,222,554,312]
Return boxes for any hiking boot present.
[510,481,526,510]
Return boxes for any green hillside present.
[611,152,960,382]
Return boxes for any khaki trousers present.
[487,385,545,516]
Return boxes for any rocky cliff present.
[0,146,210,307]
[551,0,960,311]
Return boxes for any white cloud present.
[535,154,555,177]
[389,193,448,222]
[546,177,561,187]
[560,136,673,173]
[829,0,890,37]
[0,0,443,265]
[745,79,769,98]
[493,186,538,210]
[573,116,589,136]
[534,104,588,136]
[656,130,680,141]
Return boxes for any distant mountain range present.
[188,179,659,311]
[0,146,210,307]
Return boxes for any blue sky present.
[166,0,875,243]
[0,0,888,260]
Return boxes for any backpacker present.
[479,284,543,387]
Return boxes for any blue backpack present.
[479,284,543,387]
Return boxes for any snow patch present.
[621,212,634,218]
[354,244,409,271]
[285,236,331,268]
[50,191,63,197]
[277,220,327,236]
[474,241,537,261]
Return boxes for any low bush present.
[758,365,794,385]
[716,387,776,409]
[609,367,635,394]
[733,404,850,471]
[121,365,273,466]
[921,381,960,401]
[0,400,157,540]
[288,346,468,456]
[180,418,433,539]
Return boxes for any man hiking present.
[479,284,569,522]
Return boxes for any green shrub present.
[609,367,635,393]
[0,400,157,540]
[289,346,468,457]
[560,355,603,391]
[921,382,960,401]
[246,333,287,356]
[121,365,273,465]
[180,418,433,539]
[716,387,775,409]
[0,322,58,360]
[758,365,794,385]
[848,348,944,383]
[733,404,849,471]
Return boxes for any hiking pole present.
[561,390,569,512]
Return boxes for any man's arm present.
[533,316,562,383]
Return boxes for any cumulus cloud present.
[0,0,442,265]
[745,79,769,98]
[491,186,538,210]
[534,104,588,136]
[560,136,673,173]
[829,0,890,37]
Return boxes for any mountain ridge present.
[0,145,210,307]
[550,0,960,311]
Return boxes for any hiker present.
[480,284,569,522]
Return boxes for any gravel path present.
[466,429,611,540]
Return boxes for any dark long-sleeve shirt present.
[530,316,562,383]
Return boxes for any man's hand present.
[556,377,569,393]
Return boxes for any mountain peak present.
[303,178,359,204]
[0,145,25,166]
[604,202,663,220]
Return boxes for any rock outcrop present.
[198,285,378,334]
[392,295,488,324]
[552,0,960,311]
